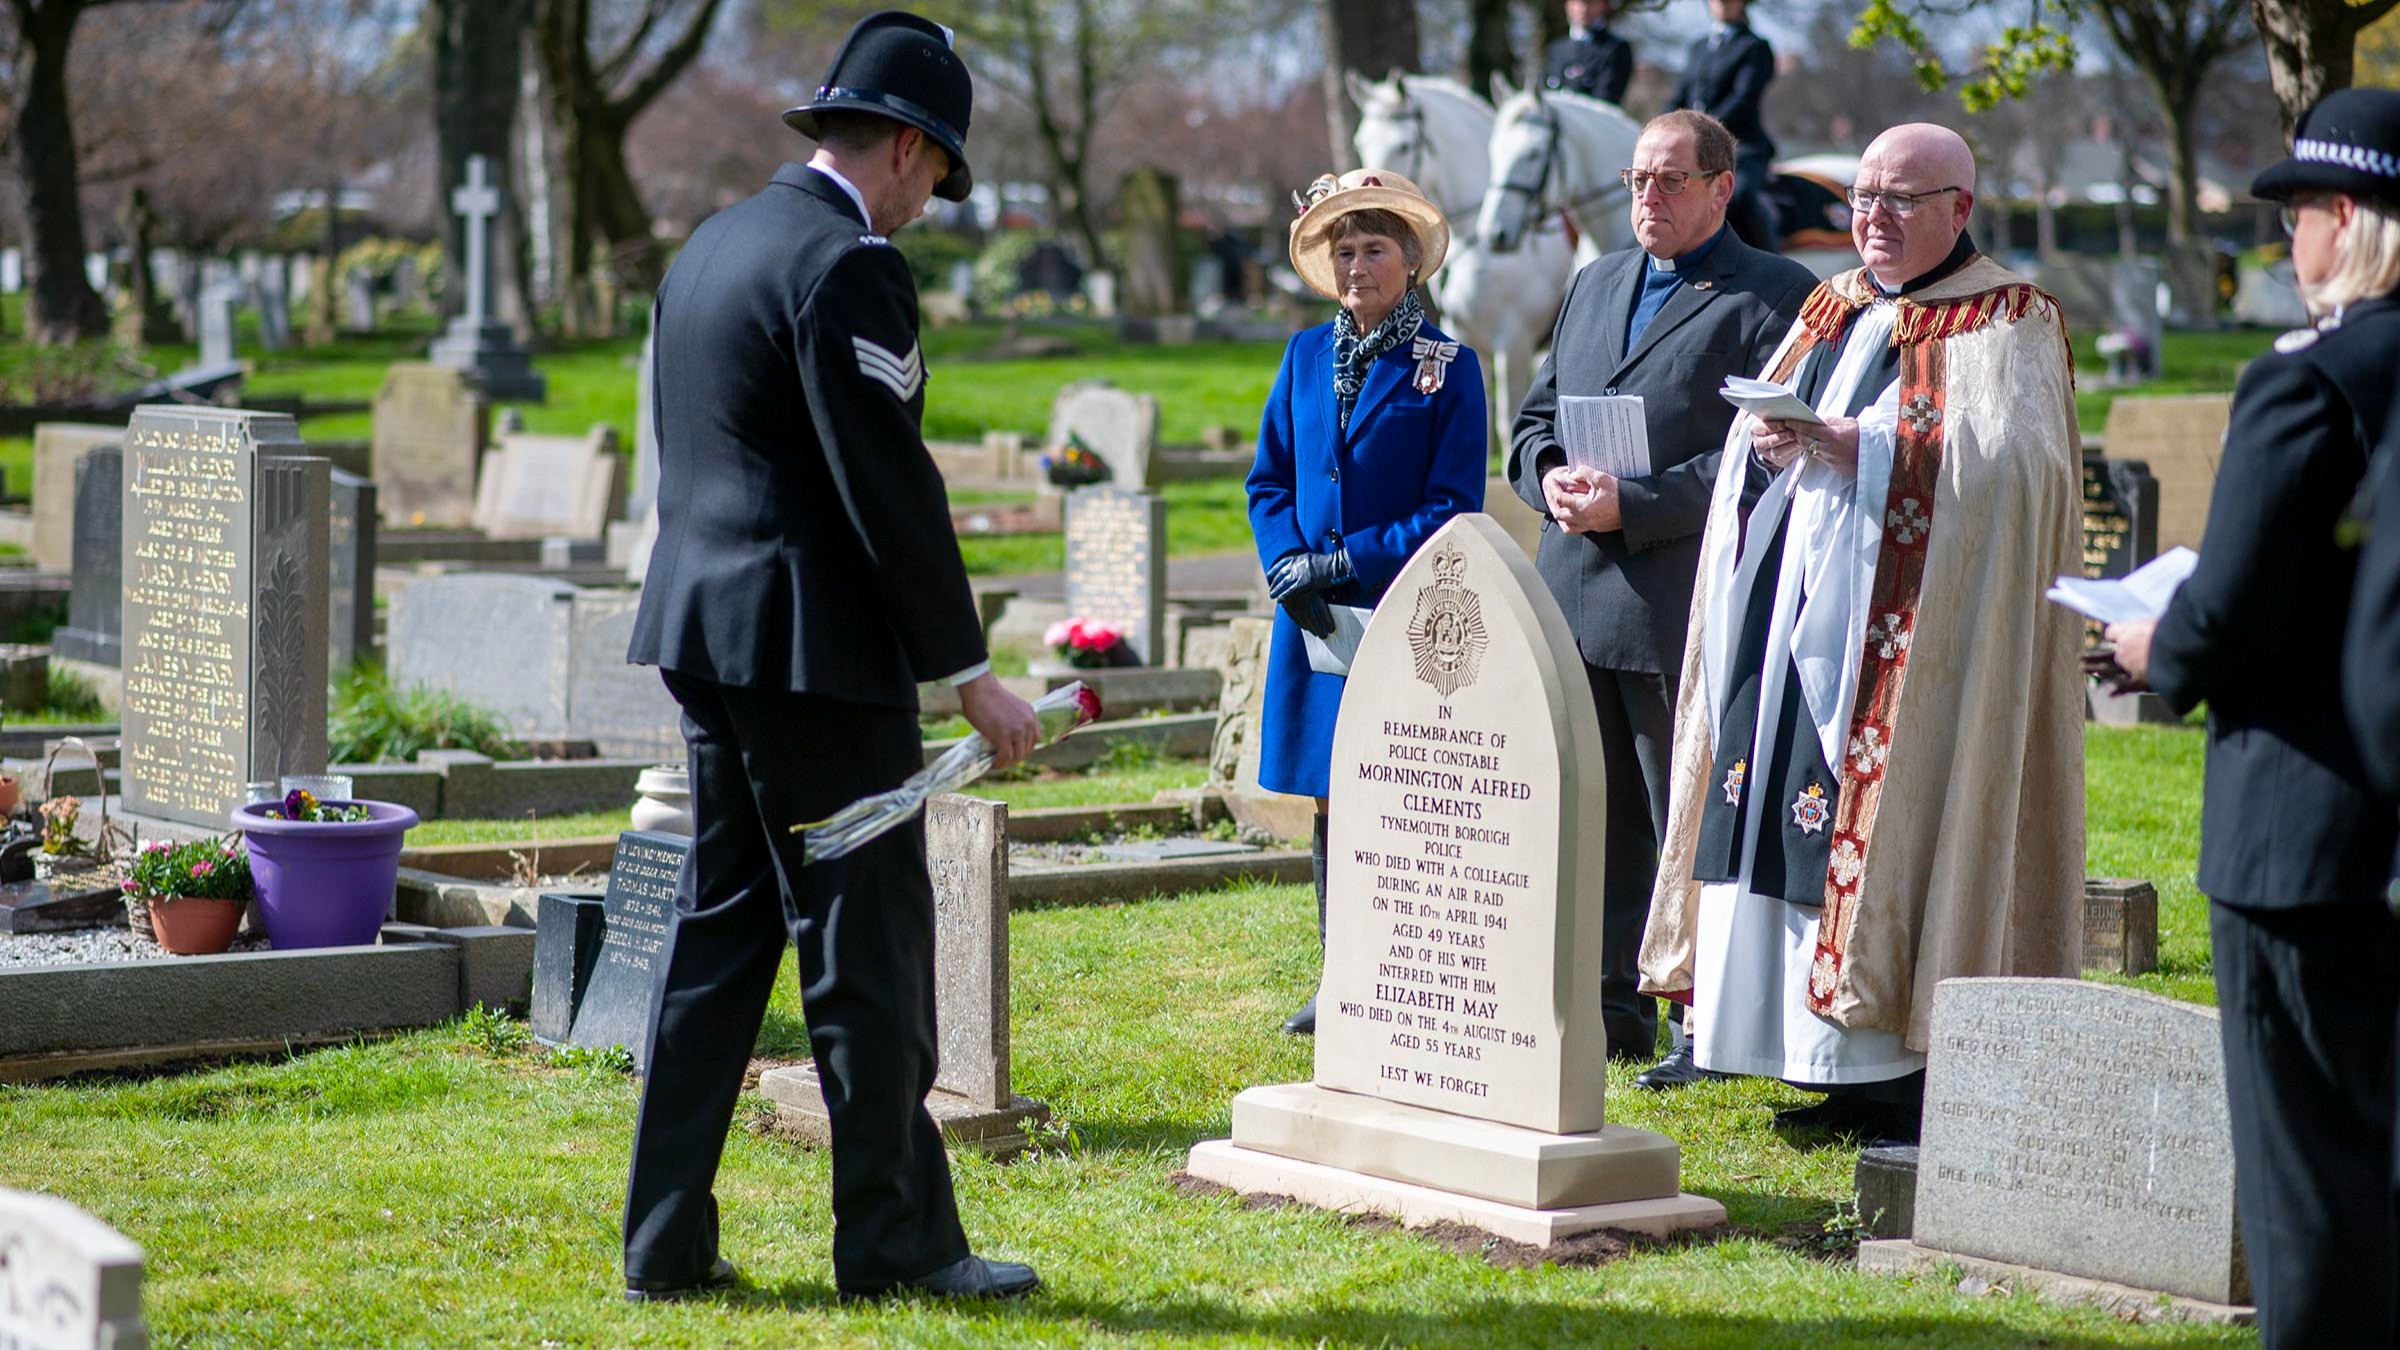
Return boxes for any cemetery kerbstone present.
[328,471,377,672]
[1187,514,1723,1244]
[0,1189,146,1350]
[32,423,120,571]
[471,428,623,541]
[1063,487,1167,665]
[119,405,330,828]
[1047,383,1161,490]
[1904,977,2246,1305]
[2100,396,2229,555]
[2082,878,2159,976]
[372,364,488,529]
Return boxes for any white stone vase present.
[631,765,694,836]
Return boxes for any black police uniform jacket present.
[1669,25,1776,158]
[1544,29,1633,104]
[2149,295,2400,909]
[628,164,985,707]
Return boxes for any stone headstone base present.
[1226,786,1318,843]
[759,1062,1052,1161]
[2089,683,2181,726]
[1858,1239,2255,1326]
[1185,1139,1725,1248]
[1853,1144,1918,1240]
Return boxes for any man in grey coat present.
[1507,108,1814,1085]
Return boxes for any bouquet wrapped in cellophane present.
[790,682,1104,865]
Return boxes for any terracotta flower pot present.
[145,895,246,955]
[0,775,20,817]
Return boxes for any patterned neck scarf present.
[1331,289,1426,432]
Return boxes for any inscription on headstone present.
[2081,456,2159,580]
[0,1189,147,1350]
[328,471,378,672]
[1913,978,2246,1305]
[53,447,124,667]
[372,364,488,528]
[559,830,684,1070]
[2082,878,2159,976]
[1063,487,1167,665]
[119,405,330,828]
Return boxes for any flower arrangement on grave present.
[122,836,253,955]
[1040,433,1110,488]
[38,796,88,858]
[1044,617,1128,670]
[266,788,372,823]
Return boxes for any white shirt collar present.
[809,161,872,229]
[1570,25,1595,38]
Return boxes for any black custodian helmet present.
[2250,87,2400,209]
[782,11,975,203]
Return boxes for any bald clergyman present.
[1637,124,2086,1140]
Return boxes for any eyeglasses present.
[2280,196,2332,236]
[1619,168,1724,196]
[1846,185,1963,218]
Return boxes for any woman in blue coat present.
[1248,168,1489,1034]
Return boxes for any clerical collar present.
[1651,222,1730,274]
[1867,231,1978,298]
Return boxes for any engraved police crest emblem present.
[1406,545,1488,697]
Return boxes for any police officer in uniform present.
[1543,0,1633,105]
[2103,87,2400,1350]
[1669,0,1778,249]
[621,9,1044,1305]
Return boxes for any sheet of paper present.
[2045,546,2199,624]
[1302,604,1374,676]
[1555,394,1652,479]
[1719,375,1826,427]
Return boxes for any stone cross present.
[452,155,502,326]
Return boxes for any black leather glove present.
[1281,590,1337,639]
[1266,547,1353,601]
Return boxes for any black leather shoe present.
[1282,993,1317,1036]
[625,1257,740,1303]
[846,1254,1042,1302]
[1633,1041,1725,1090]
[1774,1094,1919,1142]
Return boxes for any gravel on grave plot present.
[0,924,272,969]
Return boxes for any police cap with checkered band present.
[2251,87,2400,208]
[782,11,975,202]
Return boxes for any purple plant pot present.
[232,800,420,950]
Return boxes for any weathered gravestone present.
[1188,514,1724,1245]
[428,155,546,401]
[530,829,682,1070]
[2105,260,2162,381]
[31,423,120,571]
[1859,978,2250,1318]
[371,364,488,529]
[118,405,330,828]
[2080,456,2176,725]
[1046,382,1161,490]
[52,448,123,667]
[1062,487,1167,665]
[0,248,21,294]
[195,281,240,370]
[471,428,623,541]
[0,1189,146,1350]
[2083,878,2159,976]
[760,794,1054,1156]
[2100,395,2228,556]
[1213,614,1316,842]
[327,471,378,672]
[345,269,376,332]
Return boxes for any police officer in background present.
[1669,0,1778,249]
[1544,0,1634,105]
[621,10,1044,1305]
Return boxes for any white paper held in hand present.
[1555,394,1653,480]
[2045,546,2199,625]
[1719,375,1826,427]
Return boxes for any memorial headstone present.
[470,427,623,540]
[328,471,378,672]
[0,248,21,294]
[1188,514,1724,1245]
[1861,978,2249,1312]
[0,1189,147,1350]
[2080,455,2158,581]
[196,280,240,369]
[428,155,547,401]
[2100,395,2229,555]
[388,574,678,756]
[1063,486,1167,665]
[31,424,120,571]
[391,254,419,312]
[2104,259,2162,381]
[1046,382,1161,491]
[628,324,659,519]
[53,447,124,667]
[2083,878,2159,975]
[252,255,291,351]
[345,268,376,332]
[118,405,331,828]
[531,830,682,1069]
[371,363,488,528]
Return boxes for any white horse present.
[1347,70,1576,449]
[1477,82,1641,268]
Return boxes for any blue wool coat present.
[1247,319,1489,798]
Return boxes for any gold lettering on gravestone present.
[2081,461,2130,578]
[602,838,680,973]
[122,426,248,819]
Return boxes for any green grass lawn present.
[2074,328,2274,435]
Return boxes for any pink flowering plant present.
[266,788,371,823]
[123,835,252,904]
[1043,616,1127,669]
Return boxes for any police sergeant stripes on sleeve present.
[853,335,924,400]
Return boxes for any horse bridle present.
[1370,90,1431,187]
[1488,92,1630,250]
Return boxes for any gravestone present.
[1063,487,1167,665]
[112,190,179,348]
[428,155,546,401]
[0,248,21,293]
[0,876,127,934]
[1188,514,1724,1245]
[1215,614,1316,841]
[52,447,124,667]
[759,794,1054,1156]
[328,471,378,672]
[2100,396,2229,555]
[371,364,488,529]
[391,255,419,311]
[2083,878,2159,975]
[196,280,240,369]
[252,255,291,351]
[388,574,678,756]
[1120,165,1183,318]
[345,268,376,332]
[1046,382,1161,489]
[31,424,120,571]
[471,428,623,540]
[1862,978,2249,1311]
[2080,455,2158,581]
[118,405,330,828]
[2107,259,2163,380]
[629,324,659,519]
[0,1189,146,1350]
[530,829,683,1069]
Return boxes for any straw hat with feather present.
[1286,169,1451,301]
